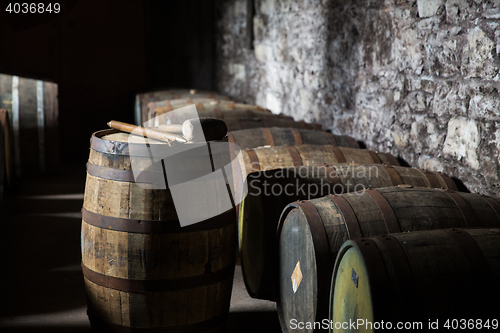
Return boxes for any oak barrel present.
[233,145,399,224]
[277,186,500,332]
[223,117,321,132]
[81,129,237,332]
[0,109,13,189]
[330,228,500,332]
[150,98,271,120]
[0,74,59,176]
[154,117,322,134]
[158,109,290,123]
[136,89,230,125]
[239,164,457,301]
[227,128,359,150]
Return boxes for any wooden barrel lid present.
[330,241,374,330]
[277,205,324,333]
[90,129,229,157]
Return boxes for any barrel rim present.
[90,129,229,156]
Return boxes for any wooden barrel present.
[227,128,359,150]
[276,186,500,333]
[150,98,271,120]
[152,116,321,132]
[156,108,289,124]
[223,117,321,132]
[239,164,457,301]
[0,109,14,189]
[236,146,399,186]
[0,74,59,176]
[136,89,230,125]
[233,146,399,220]
[331,228,500,330]
[82,129,237,332]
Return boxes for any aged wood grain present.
[228,127,359,150]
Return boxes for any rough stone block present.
[443,117,480,169]
[417,0,444,18]
[462,27,497,79]
[254,43,273,62]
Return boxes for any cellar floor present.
[0,165,281,332]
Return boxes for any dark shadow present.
[452,177,470,193]
[1,198,84,215]
[356,140,367,149]
[5,163,86,197]
[0,215,86,317]
[0,166,87,318]
[0,270,87,318]
[396,156,411,167]
[0,326,89,333]
[226,311,281,332]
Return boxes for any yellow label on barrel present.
[291,261,303,293]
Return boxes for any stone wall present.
[216,0,500,196]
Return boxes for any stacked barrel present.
[84,88,500,332]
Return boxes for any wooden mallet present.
[107,120,187,143]
[158,117,227,142]
[108,117,227,143]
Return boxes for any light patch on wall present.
[392,130,409,148]
[443,117,480,169]
[254,44,273,62]
[300,89,312,112]
[462,27,496,79]
[229,63,246,81]
[417,0,444,18]
[489,128,500,165]
[266,93,282,114]
[259,0,275,15]
[418,156,444,172]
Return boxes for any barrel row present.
[136,88,231,125]
[276,186,500,333]
[150,99,272,118]
[136,88,326,132]
[238,165,458,301]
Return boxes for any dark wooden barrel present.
[147,99,274,125]
[227,128,359,150]
[239,164,457,301]
[150,98,271,119]
[0,109,14,189]
[236,146,399,186]
[136,89,230,125]
[0,74,59,176]
[81,129,237,332]
[232,145,399,223]
[277,186,500,332]
[223,117,321,132]
[330,228,500,330]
